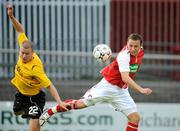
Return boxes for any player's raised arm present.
[7,4,24,33]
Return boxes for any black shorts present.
[13,91,45,119]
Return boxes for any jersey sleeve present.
[18,33,28,46]
[117,51,130,72]
[32,65,52,88]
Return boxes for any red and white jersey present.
[101,46,144,88]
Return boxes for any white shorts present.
[81,78,137,116]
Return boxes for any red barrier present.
[110,0,180,80]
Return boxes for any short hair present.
[21,40,33,51]
[127,33,143,46]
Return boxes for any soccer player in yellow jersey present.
[7,4,70,131]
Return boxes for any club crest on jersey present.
[16,66,23,77]
[130,64,139,73]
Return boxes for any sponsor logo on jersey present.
[130,64,138,73]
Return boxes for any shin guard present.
[126,122,138,131]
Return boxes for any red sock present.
[47,99,76,116]
[126,122,138,131]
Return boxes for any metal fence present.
[0,0,180,81]
[0,0,110,80]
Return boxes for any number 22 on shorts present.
[29,106,38,115]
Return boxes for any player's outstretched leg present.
[39,99,77,126]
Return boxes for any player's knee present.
[128,112,140,123]
[63,99,86,110]
[29,119,40,131]
[64,99,76,104]
[63,99,78,110]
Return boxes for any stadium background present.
[0,0,180,131]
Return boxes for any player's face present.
[19,47,33,63]
[127,39,141,56]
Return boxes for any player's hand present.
[58,102,71,111]
[7,4,14,17]
[141,88,152,95]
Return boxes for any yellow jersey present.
[11,33,51,95]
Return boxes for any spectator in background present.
[7,4,70,131]
[40,33,152,131]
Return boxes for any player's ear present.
[140,41,143,47]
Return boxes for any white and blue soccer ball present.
[93,44,112,63]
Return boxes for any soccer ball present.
[93,44,112,63]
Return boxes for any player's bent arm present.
[7,4,24,33]
[121,72,152,95]
[121,72,145,93]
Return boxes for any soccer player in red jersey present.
[40,33,152,131]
